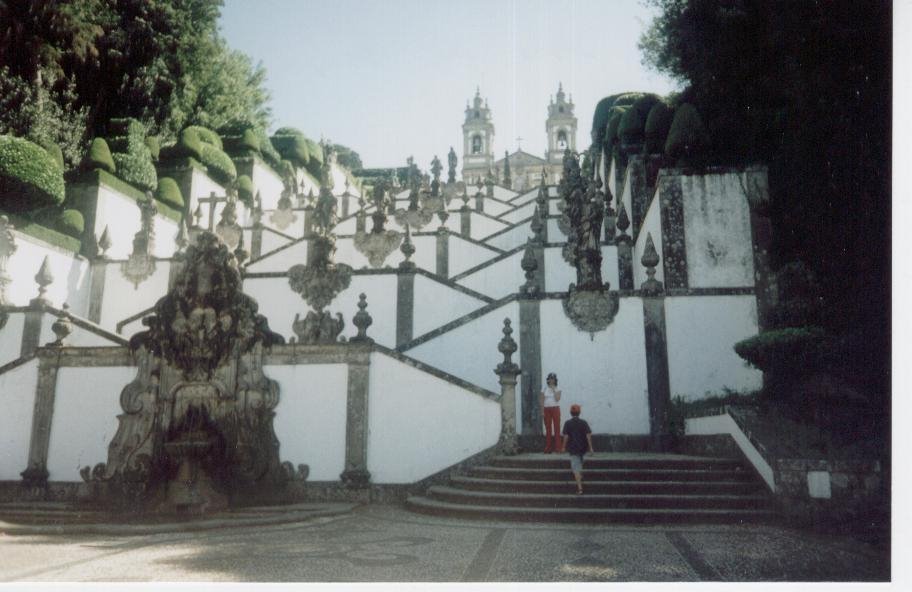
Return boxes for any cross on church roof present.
[516,137,523,150]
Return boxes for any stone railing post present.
[21,257,54,356]
[435,226,449,278]
[495,318,521,455]
[640,233,671,452]
[341,295,374,489]
[396,229,416,347]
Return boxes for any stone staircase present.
[406,452,777,524]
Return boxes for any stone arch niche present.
[82,232,304,514]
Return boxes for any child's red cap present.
[570,404,581,414]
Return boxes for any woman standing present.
[539,372,562,453]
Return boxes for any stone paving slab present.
[0,504,889,582]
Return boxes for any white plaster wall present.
[0,358,38,480]
[509,188,539,206]
[151,215,180,258]
[0,312,25,366]
[457,250,524,300]
[91,187,180,259]
[407,300,519,394]
[608,156,618,199]
[6,233,92,315]
[412,274,487,337]
[681,173,756,288]
[250,159,286,211]
[247,240,306,272]
[260,211,301,238]
[368,352,500,483]
[472,213,509,241]
[634,190,665,288]
[186,168,228,229]
[486,220,534,251]
[448,234,501,278]
[492,185,517,201]
[542,245,620,293]
[686,413,775,491]
[97,260,170,331]
[539,297,650,434]
[47,366,134,481]
[477,198,512,217]
[261,227,295,257]
[498,201,536,224]
[546,217,565,241]
[37,312,120,347]
[268,363,348,481]
[665,295,763,399]
[619,165,634,236]
[243,273,398,347]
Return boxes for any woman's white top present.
[543,387,560,407]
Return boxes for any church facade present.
[462,83,577,191]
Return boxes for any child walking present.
[562,404,594,495]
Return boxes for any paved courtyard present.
[0,504,888,582]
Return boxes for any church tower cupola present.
[546,82,577,165]
[462,86,495,184]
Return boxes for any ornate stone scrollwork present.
[353,183,402,268]
[121,192,158,289]
[86,231,294,512]
[562,284,620,339]
[215,198,242,250]
[269,188,297,231]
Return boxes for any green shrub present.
[271,132,310,167]
[81,138,117,173]
[39,140,65,170]
[603,106,628,150]
[256,128,282,168]
[199,142,237,184]
[644,102,675,154]
[237,174,254,206]
[172,127,204,160]
[618,106,647,144]
[106,117,157,191]
[734,327,828,373]
[0,135,65,211]
[665,103,709,162]
[275,126,305,136]
[145,136,160,161]
[155,177,184,209]
[305,138,323,165]
[54,208,84,238]
[185,125,223,150]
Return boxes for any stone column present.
[519,295,542,434]
[340,347,372,488]
[396,268,415,347]
[640,233,671,451]
[494,318,521,455]
[22,348,61,489]
[436,227,449,278]
[87,258,108,323]
[658,175,689,289]
[475,192,485,213]
[460,207,472,238]
[615,201,634,290]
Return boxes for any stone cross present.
[197,191,229,231]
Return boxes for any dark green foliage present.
[644,101,675,154]
[170,127,204,160]
[82,137,116,173]
[54,208,84,238]
[590,94,627,143]
[274,126,305,136]
[0,135,65,211]
[735,327,828,374]
[305,138,323,165]
[199,143,237,185]
[236,174,254,206]
[39,140,65,170]
[185,125,222,150]
[664,103,708,162]
[256,129,282,169]
[333,144,363,171]
[106,117,157,191]
[603,106,628,150]
[618,107,647,144]
[145,136,160,161]
[640,0,890,397]
[155,177,184,209]
[271,132,310,167]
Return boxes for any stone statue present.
[447,147,457,184]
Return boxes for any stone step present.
[448,475,765,496]
[467,466,755,482]
[405,496,778,524]
[488,455,744,471]
[426,486,770,510]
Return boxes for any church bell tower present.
[546,82,577,164]
[462,87,495,184]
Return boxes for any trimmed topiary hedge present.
[734,327,828,373]
[185,125,223,150]
[271,133,310,168]
[106,117,157,191]
[665,103,709,162]
[644,101,675,154]
[237,174,254,206]
[81,137,116,173]
[199,142,237,185]
[155,177,184,210]
[0,135,66,212]
[145,136,160,162]
[603,106,629,150]
[54,208,85,238]
[39,140,65,170]
[170,127,204,160]
[618,106,647,144]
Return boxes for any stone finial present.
[33,256,54,304]
[495,318,520,376]
[437,208,449,229]
[461,186,471,210]
[48,303,73,347]
[399,224,415,269]
[520,240,538,295]
[530,205,544,243]
[306,188,316,208]
[234,230,248,265]
[641,232,663,295]
[252,192,264,227]
[616,201,631,241]
[350,293,373,343]
[174,219,189,254]
[430,155,442,197]
[192,204,204,228]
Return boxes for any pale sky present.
[220,0,679,171]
